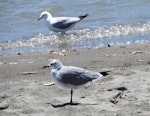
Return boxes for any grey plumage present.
[57,66,100,86]
[52,20,76,29]
[38,11,88,34]
[49,59,107,104]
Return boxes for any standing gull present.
[49,59,109,104]
[37,11,88,34]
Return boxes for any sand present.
[0,44,150,116]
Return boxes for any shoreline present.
[0,43,150,116]
[0,38,149,56]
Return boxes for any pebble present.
[0,100,9,110]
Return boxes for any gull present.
[49,59,109,104]
[37,11,88,35]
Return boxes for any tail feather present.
[78,14,89,20]
[99,71,112,76]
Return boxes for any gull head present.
[49,59,63,70]
[37,11,52,21]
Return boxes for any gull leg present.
[61,32,66,35]
[70,89,73,104]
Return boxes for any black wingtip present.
[84,14,89,17]
[79,14,89,20]
[99,71,112,76]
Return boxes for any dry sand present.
[0,44,150,116]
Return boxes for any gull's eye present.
[50,63,54,66]
[50,62,56,66]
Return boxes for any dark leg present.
[61,32,66,35]
[70,89,73,104]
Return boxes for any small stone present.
[108,44,111,47]
[81,96,85,98]
[0,93,8,100]
[0,100,9,110]
[17,52,22,55]
[44,82,55,86]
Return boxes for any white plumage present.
[38,11,88,34]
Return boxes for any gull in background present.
[37,11,88,35]
[49,59,109,104]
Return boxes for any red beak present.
[37,17,42,21]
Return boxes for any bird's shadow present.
[49,102,98,108]
[50,102,79,108]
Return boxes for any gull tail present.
[99,71,112,76]
[78,14,89,20]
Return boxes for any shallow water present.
[0,0,150,54]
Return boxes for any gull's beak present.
[37,17,42,21]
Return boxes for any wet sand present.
[0,44,150,116]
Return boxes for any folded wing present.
[58,66,102,86]
[52,17,80,29]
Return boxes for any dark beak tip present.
[37,18,41,21]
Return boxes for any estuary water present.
[0,0,150,54]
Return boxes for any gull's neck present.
[47,13,52,20]
[55,65,62,70]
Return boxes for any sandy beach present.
[0,43,150,116]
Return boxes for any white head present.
[37,11,52,21]
[49,59,63,70]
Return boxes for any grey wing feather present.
[52,20,76,29]
[59,66,100,86]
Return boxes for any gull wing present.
[52,17,80,29]
[58,66,101,86]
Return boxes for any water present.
[0,0,150,54]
